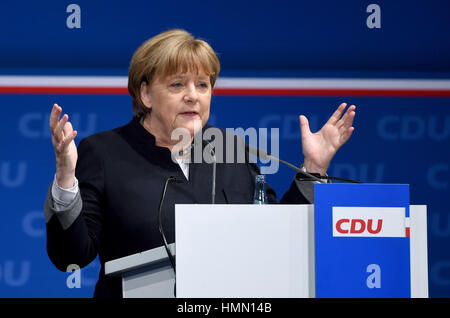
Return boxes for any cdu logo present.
[377,115,450,141]
[335,218,383,235]
[0,161,27,188]
[332,207,409,238]
[18,112,97,139]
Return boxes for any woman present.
[44,29,355,298]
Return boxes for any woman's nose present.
[183,83,198,104]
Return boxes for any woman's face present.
[141,68,212,146]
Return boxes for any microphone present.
[202,139,217,204]
[158,176,183,297]
[245,144,361,184]
[158,176,179,275]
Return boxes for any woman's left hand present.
[299,103,356,175]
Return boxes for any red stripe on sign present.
[0,86,129,95]
[405,227,410,237]
[1,86,450,97]
[212,88,450,97]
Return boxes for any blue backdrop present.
[0,0,449,297]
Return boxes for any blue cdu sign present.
[314,183,411,298]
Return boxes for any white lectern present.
[105,204,427,298]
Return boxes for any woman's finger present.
[343,126,355,143]
[327,103,347,125]
[299,115,312,139]
[337,105,356,129]
[49,104,62,132]
[339,111,355,132]
[53,114,69,143]
[63,120,74,137]
[343,107,356,130]
[61,129,78,151]
[63,122,76,146]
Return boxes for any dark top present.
[45,116,311,298]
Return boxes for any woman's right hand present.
[50,103,78,189]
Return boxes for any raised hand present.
[49,103,78,189]
[299,103,356,175]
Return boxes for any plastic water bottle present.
[253,175,268,204]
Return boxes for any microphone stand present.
[202,140,217,204]
[246,144,361,184]
[158,176,178,297]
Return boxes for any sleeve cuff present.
[292,164,331,204]
[44,181,83,230]
[297,164,330,183]
[51,174,79,209]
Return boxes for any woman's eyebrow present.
[169,74,209,81]
[168,75,185,80]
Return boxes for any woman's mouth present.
[180,111,199,117]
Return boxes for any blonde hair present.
[128,29,221,116]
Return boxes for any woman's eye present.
[198,82,209,88]
[170,82,183,88]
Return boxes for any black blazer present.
[45,116,311,298]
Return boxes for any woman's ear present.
[140,81,152,110]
